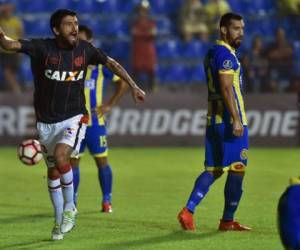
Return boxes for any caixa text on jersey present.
[45,70,84,81]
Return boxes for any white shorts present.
[37,114,88,168]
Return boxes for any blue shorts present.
[204,124,248,171]
[79,125,108,157]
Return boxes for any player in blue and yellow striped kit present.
[178,13,251,231]
[71,25,128,213]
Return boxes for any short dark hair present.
[79,25,93,40]
[50,9,77,34]
[220,12,243,28]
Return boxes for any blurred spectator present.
[204,0,231,38]
[0,1,23,93]
[131,0,157,92]
[266,28,294,92]
[278,0,300,15]
[242,36,268,92]
[179,0,209,42]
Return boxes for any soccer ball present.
[18,139,43,165]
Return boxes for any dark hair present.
[220,12,243,28]
[79,25,93,40]
[50,9,77,34]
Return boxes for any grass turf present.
[0,147,298,250]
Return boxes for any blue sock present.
[98,165,112,203]
[72,166,80,206]
[222,172,244,221]
[186,171,215,213]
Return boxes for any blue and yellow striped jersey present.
[204,40,247,126]
[84,65,120,126]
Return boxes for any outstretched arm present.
[219,73,243,137]
[105,56,146,103]
[95,79,129,117]
[0,26,21,51]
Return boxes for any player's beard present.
[59,35,78,48]
[66,35,78,47]
[230,36,243,49]
[226,31,243,49]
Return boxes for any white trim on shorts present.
[37,114,87,168]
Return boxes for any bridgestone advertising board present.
[0,92,298,147]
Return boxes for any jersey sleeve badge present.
[223,60,233,70]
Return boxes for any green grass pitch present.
[0,147,299,250]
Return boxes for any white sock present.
[48,178,63,225]
[61,169,75,211]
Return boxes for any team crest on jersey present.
[45,70,84,82]
[74,56,84,67]
[240,149,248,160]
[223,60,233,69]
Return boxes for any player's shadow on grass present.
[0,213,50,224]
[0,202,48,210]
[103,230,220,250]
[1,239,55,250]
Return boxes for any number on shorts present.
[99,136,107,148]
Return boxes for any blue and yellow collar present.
[216,40,235,53]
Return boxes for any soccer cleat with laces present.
[61,208,78,233]
[218,220,252,231]
[177,207,196,231]
[52,223,63,240]
[102,202,113,213]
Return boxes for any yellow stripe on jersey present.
[216,40,235,53]
[96,65,105,125]
[216,100,223,123]
[206,100,224,125]
[216,40,247,126]
[207,68,216,93]
[207,101,212,126]
[219,69,235,74]
[85,67,93,126]
[233,67,247,125]
[216,40,236,77]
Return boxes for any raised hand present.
[131,87,146,103]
